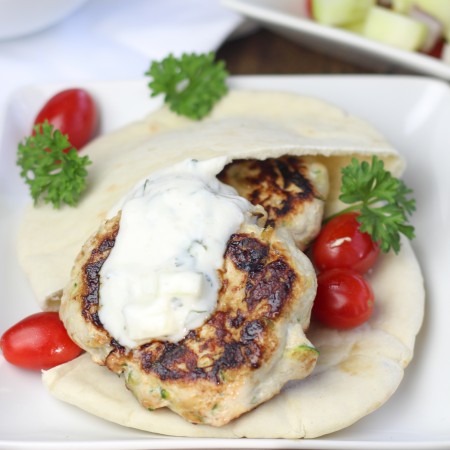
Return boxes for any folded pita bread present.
[17,90,423,438]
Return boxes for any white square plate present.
[0,75,449,449]
[222,0,450,80]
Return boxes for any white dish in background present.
[0,0,89,40]
[0,75,449,449]
[222,0,450,79]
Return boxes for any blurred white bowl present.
[223,0,450,81]
[0,0,88,40]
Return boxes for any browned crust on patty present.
[218,156,318,228]
[81,229,118,331]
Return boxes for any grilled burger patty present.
[60,212,318,426]
[218,156,329,249]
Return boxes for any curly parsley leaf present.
[145,52,229,120]
[17,121,91,208]
[336,156,416,254]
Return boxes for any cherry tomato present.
[312,268,374,329]
[306,0,313,18]
[0,312,83,371]
[311,212,380,274]
[425,37,445,59]
[33,88,98,151]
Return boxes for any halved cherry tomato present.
[311,212,380,274]
[33,88,98,151]
[312,268,374,329]
[0,312,83,371]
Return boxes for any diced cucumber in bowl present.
[311,0,374,26]
[363,6,427,51]
[308,0,450,60]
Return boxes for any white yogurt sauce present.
[99,157,258,348]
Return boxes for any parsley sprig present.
[17,121,91,208]
[145,52,229,120]
[333,156,416,254]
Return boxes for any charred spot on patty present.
[241,319,264,343]
[245,259,297,317]
[142,343,200,381]
[229,309,246,328]
[225,234,269,273]
[225,234,297,316]
[275,157,315,197]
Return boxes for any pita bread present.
[17,90,423,438]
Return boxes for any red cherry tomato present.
[311,212,380,274]
[33,88,98,151]
[312,268,374,329]
[0,312,83,371]
[425,37,445,59]
[306,0,313,18]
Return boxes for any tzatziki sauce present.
[98,157,258,348]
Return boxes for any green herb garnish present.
[17,121,91,208]
[293,344,320,354]
[160,388,170,400]
[145,52,228,120]
[332,156,416,254]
